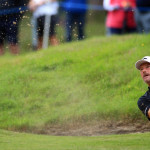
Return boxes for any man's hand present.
[148,109,150,118]
[28,0,56,11]
[28,0,39,11]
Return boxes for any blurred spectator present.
[0,0,25,55]
[28,0,59,50]
[135,0,150,34]
[103,0,136,36]
[63,0,88,42]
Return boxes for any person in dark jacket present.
[135,56,150,121]
[135,0,150,33]
[0,0,26,55]
[63,0,88,42]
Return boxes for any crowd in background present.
[0,0,150,55]
[103,0,150,36]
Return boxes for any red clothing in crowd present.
[105,0,136,29]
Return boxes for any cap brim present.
[135,60,149,70]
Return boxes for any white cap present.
[135,56,150,70]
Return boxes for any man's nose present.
[142,68,147,73]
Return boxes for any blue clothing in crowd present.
[0,0,26,47]
[64,0,88,41]
[0,0,26,9]
[136,0,150,7]
[64,0,88,13]
[0,0,27,16]
[135,0,150,33]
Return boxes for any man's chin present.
[144,79,150,85]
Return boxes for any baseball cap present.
[135,56,150,70]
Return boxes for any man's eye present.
[146,65,150,68]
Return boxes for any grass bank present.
[0,34,149,132]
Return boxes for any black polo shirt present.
[138,87,150,121]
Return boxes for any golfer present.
[135,56,150,120]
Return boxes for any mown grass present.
[1,129,150,150]
[0,33,149,130]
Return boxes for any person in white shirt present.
[28,0,59,49]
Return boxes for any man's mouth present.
[143,74,150,78]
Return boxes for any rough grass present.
[0,33,150,132]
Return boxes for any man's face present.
[140,62,150,85]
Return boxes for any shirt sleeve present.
[103,0,119,11]
[138,96,150,121]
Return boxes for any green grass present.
[1,129,150,150]
[1,10,150,150]
[0,33,150,131]
[1,12,150,150]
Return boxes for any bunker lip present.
[12,120,150,136]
